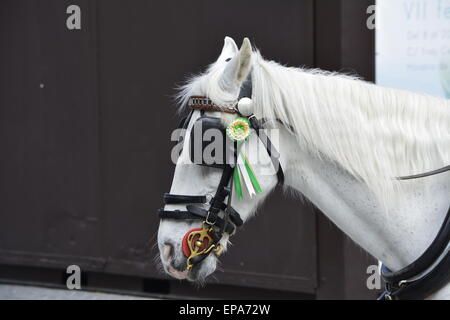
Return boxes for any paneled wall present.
[0,0,376,299]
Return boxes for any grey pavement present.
[0,284,153,300]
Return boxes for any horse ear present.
[218,36,238,62]
[219,38,253,94]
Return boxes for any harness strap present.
[397,165,450,180]
[187,173,237,267]
[248,116,284,185]
[380,206,450,299]
[379,246,450,300]
[239,74,253,100]
[158,208,236,235]
[216,203,243,226]
[164,193,207,204]
[206,165,235,225]
[162,193,243,227]
[240,74,284,185]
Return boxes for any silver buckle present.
[205,210,216,226]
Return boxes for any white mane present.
[177,50,450,204]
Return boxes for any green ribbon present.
[233,152,263,200]
[242,153,262,194]
[234,167,243,200]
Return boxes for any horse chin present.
[162,252,217,282]
[186,257,217,283]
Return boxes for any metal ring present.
[205,212,216,226]
[398,280,408,287]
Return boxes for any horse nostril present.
[162,243,173,263]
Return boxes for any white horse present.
[157,37,450,299]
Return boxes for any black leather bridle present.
[158,75,450,298]
[158,77,284,270]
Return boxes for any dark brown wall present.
[0,0,376,299]
[0,0,102,261]
[314,0,377,300]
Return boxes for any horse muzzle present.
[182,223,223,271]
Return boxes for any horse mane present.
[177,50,450,203]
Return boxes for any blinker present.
[189,115,236,168]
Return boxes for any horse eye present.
[225,58,231,62]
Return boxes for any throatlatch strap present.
[248,116,284,185]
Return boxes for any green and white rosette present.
[226,117,261,200]
[226,117,251,142]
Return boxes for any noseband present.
[158,78,284,270]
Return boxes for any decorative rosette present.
[226,117,251,142]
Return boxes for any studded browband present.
[188,96,238,114]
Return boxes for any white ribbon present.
[237,153,256,198]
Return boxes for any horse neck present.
[278,128,450,271]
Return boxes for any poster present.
[376,0,450,98]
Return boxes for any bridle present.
[157,76,450,299]
[158,77,284,271]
